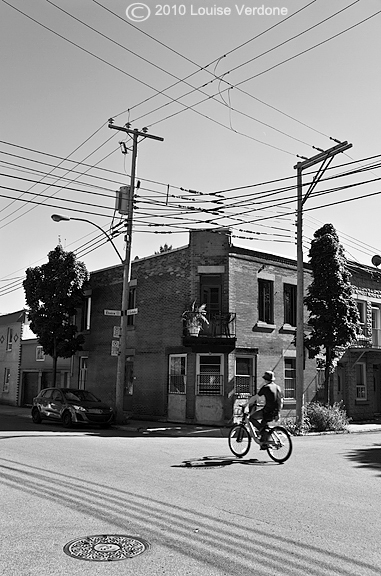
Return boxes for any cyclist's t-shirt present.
[258,382,280,413]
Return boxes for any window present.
[52,390,63,402]
[168,354,187,394]
[127,287,137,326]
[235,357,255,395]
[81,295,92,331]
[36,346,45,361]
[3,368,10,393]
[372,306,381,347]
[284,284,297,326]
[258,279,274,324]
[284,358,296,399]
[6,327,13,351]
[355,363,367,400]
[78,356,88,389]
[197,355,223,395]
[356,301,366,327]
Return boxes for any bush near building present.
[282,401,351,435]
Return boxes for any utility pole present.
[108,120,164,423]
[294,140,352,424]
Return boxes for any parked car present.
[31,388,114,428]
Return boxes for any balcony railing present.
[352,329,381,349]
[183,312,236,338]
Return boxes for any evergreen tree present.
[23,245,89,387]
[304,224,359,403]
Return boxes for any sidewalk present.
[1,404,381,436]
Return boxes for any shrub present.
[281,401,351,435]
[280,416,310,436]
[306,401,351,432]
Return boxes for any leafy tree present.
[304,224,359,403]
[154,243,172,255]
[23,245,89,386]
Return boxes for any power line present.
[145,9,381,133]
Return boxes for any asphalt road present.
[1,414,380,576]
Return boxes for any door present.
[48,389,64,419]
[235,357,256,396]
[200,275,222,316]
[21,372,40,406]
[167,354,187,422]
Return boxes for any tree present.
[154,243,172,255]
[304,224,359,403]
[23,245,89,387]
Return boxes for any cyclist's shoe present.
[260,443,268,450]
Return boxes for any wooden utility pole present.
[294,140,352,424]
[108,121,164,423]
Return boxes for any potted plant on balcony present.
[182,301,209,336]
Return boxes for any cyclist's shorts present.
[263,409,279,422]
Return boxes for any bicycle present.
[228,408,293,463]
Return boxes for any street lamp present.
[51,214,123,263]
[51,213,128,423]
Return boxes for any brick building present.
[74,229,323,425]
[331,263,381,420]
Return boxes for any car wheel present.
[62,411,73,428]
[31,407,42,424]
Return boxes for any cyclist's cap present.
[263,370,275,381]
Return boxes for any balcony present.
[182,311,236,352]
[351,329,381,350]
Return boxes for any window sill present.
[253,321,276,333]
[279,324,296,334]
[355,400,369,405]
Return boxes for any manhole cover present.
[63,534,149,561]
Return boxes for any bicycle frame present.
[240,413,262,443]
[229,409,293,462]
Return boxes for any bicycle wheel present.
[228,424,251,457]
[266,426,292,463]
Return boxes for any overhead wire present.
[1,1,378,292]
[145,8,381,132]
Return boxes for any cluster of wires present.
[0,0,380,301]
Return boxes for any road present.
[0,414,380,576]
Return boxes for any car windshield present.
[63,390,100,403]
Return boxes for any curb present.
[1,406,381,437]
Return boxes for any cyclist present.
[243,370,283,449]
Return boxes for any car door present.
[49,389,64,419]
[38,389,53,417]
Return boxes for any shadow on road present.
[172,455,280,469]
[345,443,381,476]
[0,411,229,438]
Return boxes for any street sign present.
[104,309,121,316]
[111,340,119,356]
[127,308,138,316]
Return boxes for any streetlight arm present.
[51,214,123,263]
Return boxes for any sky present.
[0,0,380,314]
